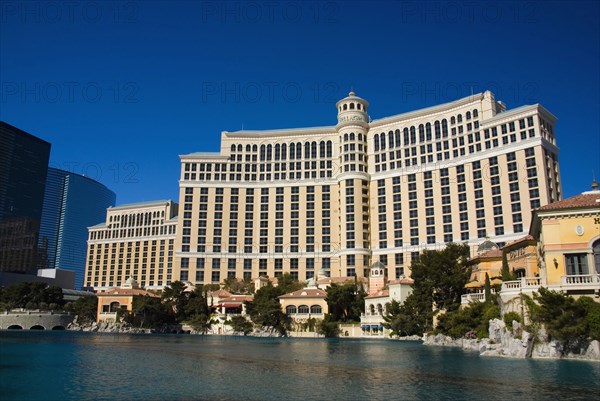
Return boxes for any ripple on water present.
[1,332,599,401]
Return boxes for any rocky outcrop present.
[423,319,600,361]
[67,317,151,334]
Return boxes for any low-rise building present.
[96,277,159,322]
[278,285,328,323]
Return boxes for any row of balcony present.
[461,274,600,305]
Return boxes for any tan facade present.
[278,288,328,321]
[174,90,561,286]
[84,200,178,291]
[499,189,600,305]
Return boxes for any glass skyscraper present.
[39,168,116,289]
[0,121,51,273]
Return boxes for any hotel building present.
[84,200,178,291]
[173,90,561,286]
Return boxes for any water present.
[1,332,598,401]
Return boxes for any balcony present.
[562,274,600,291]
[360,313,385,326]
[461,289,498,305]
[500,277,542,295]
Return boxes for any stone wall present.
[0,310,74,330]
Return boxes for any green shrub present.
[503,311,522,331]
[436,301,500,339]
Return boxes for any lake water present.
[1,331,598,401]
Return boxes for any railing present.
[501,277,542,293]
[360,314,385,325]
[562,274,600,288]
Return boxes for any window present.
[594,240,600,274]
[565,254,588,275]
[298,305,309,314]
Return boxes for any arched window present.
[231,144,236,152]
[434,121,441,139]
[304,142,311,159]
[343,104,347,111]
[395,129,401,145]
[252,144,257,152]
[310,305,322,314]
[593,239,600,274]
[289,143,295,160]
[286,305,297,314]
[425,123,432,141]
[374,133,380,151]
[418,125,425,142]
[350,103,355,109]
[377,304,383,315]
[274,144,280,161]
[311,142,317,158]
[357,103,361,110]
[358,133,363,141]
[466,111,471,120]
[403,128,409,145]
[380,132,386,150]
[319,141,325,158]
[237,144,242,152]
[473,109,479,118]
[246,144,251,152]
[451,116,456,125]
[410,126,416,144]
[344,133,349,142]
[266,144,272,161]
[442,119,448,137]
[109,301,121,313]
[296,142,302,159]
[350,132,355,141]
[260,145,266,161]
[298,305,309,314]
[369,304,375,315]
[326,141,333,157]
[388,131,394,148]
[457,114,463,123]
[281,144,287,161]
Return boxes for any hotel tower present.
[170,90,560,286]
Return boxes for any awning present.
[465,280,482,288]
[490,278,503,286]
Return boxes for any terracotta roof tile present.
[388,278,414,285]
[537,192,600,211]
[98,288,159,297]
[279,288,327,299]
[365,290,389,299]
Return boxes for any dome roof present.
[477,238,499,254]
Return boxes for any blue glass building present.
[39,168,115,289]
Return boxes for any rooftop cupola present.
[336,90,369,128]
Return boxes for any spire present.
[592,170,599,191]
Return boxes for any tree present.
[161,281,189,322]
[383,296,426,337]
[227,315,254,335]
[435,300,500,339]
[244,283,290,336]
[526,288,600,353]
[0,282,65,310]
[276,273,304,295]
[189,314,215,334]
[484,273,491,302]
[325,283,365,322]
[69,295,98,323]
[501,251,515,282]
[316,314,340,337]
[382,243,471,335]
[132,295,173,328]
[222,277,255,294]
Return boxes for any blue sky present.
[1,1,598,204]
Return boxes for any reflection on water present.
[1,332,599,401]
